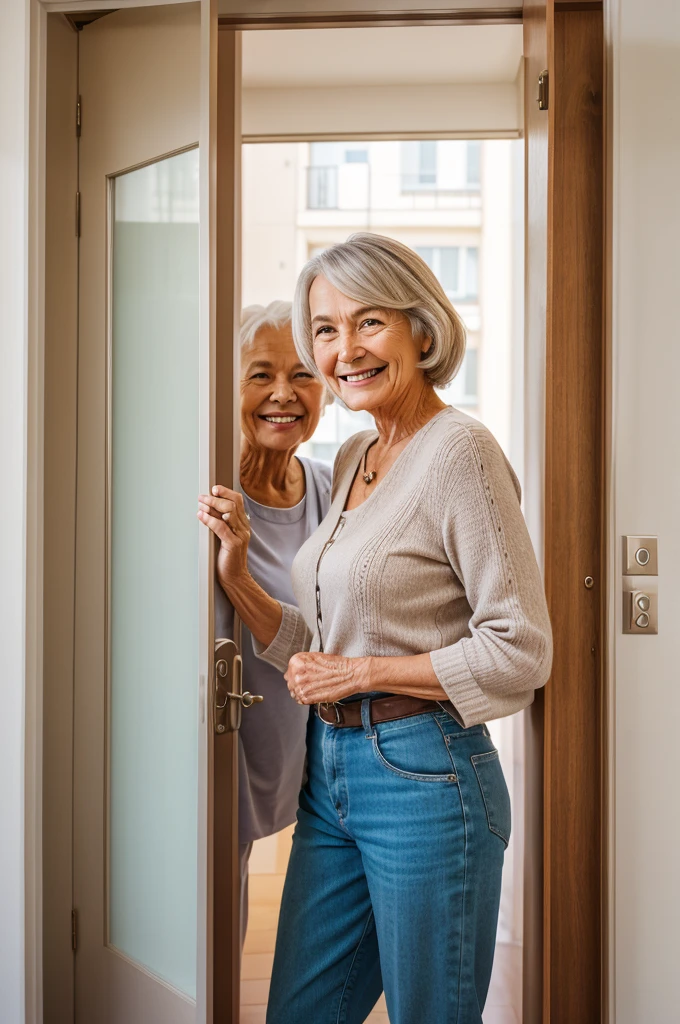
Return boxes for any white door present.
[72,5,241,1020]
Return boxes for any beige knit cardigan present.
[256,406,552,727]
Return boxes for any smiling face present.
[309,275,431,416]
[240,323,325,452]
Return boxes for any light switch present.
[623,536,658,576]
[622,584,658,635]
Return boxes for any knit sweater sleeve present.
[429,425,553,726]
[251,600,313,674]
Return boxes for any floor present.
[241,828,522,1024]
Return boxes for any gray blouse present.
[216,457,332,844]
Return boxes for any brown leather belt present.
[316,695,441,728]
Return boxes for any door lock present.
[214,638,264,734]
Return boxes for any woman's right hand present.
[197,486,251,593]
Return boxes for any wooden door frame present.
[218,4,607,1022]
[32,1,606,1022]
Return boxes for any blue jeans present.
[266,702,510,1024]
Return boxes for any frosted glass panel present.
[109,147,199,998]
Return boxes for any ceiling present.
[242,25,524,89]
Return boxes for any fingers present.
[196,509,234,544]
[284,652,353,705]
[197,494,236,518]
[198,487,250,536]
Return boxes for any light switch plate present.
[622,582,658,634]
[622,535,658,576]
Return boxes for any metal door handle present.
[225,691,264,708]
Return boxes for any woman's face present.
[309,275,430,415]
[240,323,325,452]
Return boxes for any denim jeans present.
[266,702,510,1024]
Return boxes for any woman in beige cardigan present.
[198,234,552,1024]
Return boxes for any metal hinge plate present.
[71,908,78,952]
[76,95,82,137]
[537,70,549,111]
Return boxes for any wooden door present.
[524,0,606,1020]
[70,4,242,1021]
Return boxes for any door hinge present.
[75,191,81,238]
[75,95,82,137]
[71,908,78,952]
[537,70,549,111]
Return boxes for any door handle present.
[214,638,264,733]
[224,691,264,708]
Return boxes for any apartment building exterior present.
[243,138,523,467]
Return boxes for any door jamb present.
[29,3,609,1023]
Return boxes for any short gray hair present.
[240,300,292,349]
[292,233,466,388]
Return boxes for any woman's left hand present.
[285,652,371,705]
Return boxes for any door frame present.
[28,2,607,1023]
[219,5,607,1022]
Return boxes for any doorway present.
[39,3,606,1022]
[238,23,528,1024]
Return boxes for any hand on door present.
[198,485,252,589]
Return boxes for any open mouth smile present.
[337,365,387,383]
[259,415,304,424]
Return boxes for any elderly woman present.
[198,236,552,1023]
[200,300,330,941]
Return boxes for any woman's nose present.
[337,328,366,365]
[270,378,296,404]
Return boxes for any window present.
[416,246,479,301]
[307,167,338,210]
[466,141,481,188]
[400,141,438,190]
[307,143,369,209]
[442,348,479,407]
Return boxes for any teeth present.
[263,415,300,423]
[344,367,382,382]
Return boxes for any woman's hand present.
[197,486,251,592]
[285,652,372,705]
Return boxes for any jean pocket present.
[471,749,511,846]
[371,714,458,783]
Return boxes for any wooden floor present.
[241,827,522,1024]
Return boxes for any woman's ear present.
[421,334,435,357]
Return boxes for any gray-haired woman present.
[200,301,331,943]
[198,235,552,1023]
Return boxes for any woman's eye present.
[294,372,314,380]
[360,318,382,329]
[249,373,269,380]
[315,325,335,337]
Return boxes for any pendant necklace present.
[362,441,378,485]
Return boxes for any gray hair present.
[240,300,293,349]
[241,298,334,406]
[292,233,466,389]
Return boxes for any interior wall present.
[608,1,680,1020]
[0,0,32,1018]
[243,82,521,139]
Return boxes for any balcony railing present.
[305,166,481,214]
[307,166,339,210]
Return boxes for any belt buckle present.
[318,701,343,725]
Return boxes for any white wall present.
[0,0,30,1020]
[609,1,680,1020]
[243,83,521,141]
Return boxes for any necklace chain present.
[362,440,378,485]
